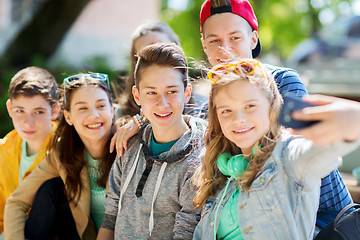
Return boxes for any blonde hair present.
[193,60,284,208]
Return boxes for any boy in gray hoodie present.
[98,43,206,240]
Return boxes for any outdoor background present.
[1,0,360,171]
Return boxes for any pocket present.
[251,165,285,211]
[201,196,216,218]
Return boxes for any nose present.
[24,114,35,126]
[89,107,100,117]
[234,110,246,123]
[219,40,232,52]
[157,94,170,107]
[218,41,233,60]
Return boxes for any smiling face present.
[64,85,113,147]
[202,12,258,66]
[132,64,191,143]
[6,95,59,155]
[214,79,270,155]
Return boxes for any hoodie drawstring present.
[117,143,143,215]
[149,162,167,236]
[116,143,168,237]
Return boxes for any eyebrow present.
[216,99,259,110]
[13,106,47,110]
[74,99,107,105]
[206,30,243,39]
[216,105,228,111]
[142,85,181,89]
[33,107,48,110]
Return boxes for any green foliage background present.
[160,0,354,60]
[0,0,356,137]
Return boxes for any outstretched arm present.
[291,94,360,145]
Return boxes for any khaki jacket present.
[4,149,97,240]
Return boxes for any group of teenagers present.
[1,0,360,239]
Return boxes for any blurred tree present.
[160,0,354,60]
[0,0,91,137]
[3,0,90,68]
[161,0,206,63]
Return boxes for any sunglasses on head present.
[208,60,267,85]
[63,73,109,104]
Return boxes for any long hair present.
[47,76,116,202]
[194,60,284,208]
[119,22,181,116]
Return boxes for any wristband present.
[133,114,143,129]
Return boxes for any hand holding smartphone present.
[279,96,319,129]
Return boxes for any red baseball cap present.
[200,0,261,58]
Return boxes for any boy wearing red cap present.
[199,0,352,234]
[199,0,307,114]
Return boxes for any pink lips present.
[22,130,36,135]
[217,58,233,64]
[154,112,172,119]
[233,127,254,135]
[86,122,103,129]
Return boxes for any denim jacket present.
[193,135,360,240]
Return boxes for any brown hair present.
[211,0,231,8]
[193,60,283,208]
[48,75,116,202]
[8,66,59,107]
[119,22,181,116]
[134,42,188,89]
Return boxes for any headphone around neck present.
[217,153,248,179]
[217,146,260,179]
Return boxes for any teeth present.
[235,128,251,133]
[156,113,171,117]
[88,123,101,128]
[218,58,233,63]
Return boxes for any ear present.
[6,99,13,118]
[201,35,207,53]
[250,30,259,50]
[132,85,141,106]
[184,83,192,104]
[51,103,60,121]
[64,110,73,126]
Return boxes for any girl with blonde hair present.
[193,59,360,240]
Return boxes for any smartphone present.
[279,96,319,129]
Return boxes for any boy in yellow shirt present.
[0,67,59,236]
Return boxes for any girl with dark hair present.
[5,74,116,240]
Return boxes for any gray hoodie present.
[102,116,206,239]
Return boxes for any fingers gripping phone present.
[279,96,319,129]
